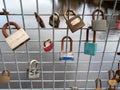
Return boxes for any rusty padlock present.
[0,70,10,83]
[59,36,74,61]
[108,70,117,86]
[49,12,60,28]
[34,12,45,28]
[2,22,30,50]
[95,78,103,90]
[43,39,54,52]
[116,14,120,30]
[64,9,85,33]
[92,9,107,31]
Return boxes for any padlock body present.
[44,43,54,52]
[84,42,97,56]
[59,52,74,61]
[49,17,60,28]
[66,15,85,33]
[0,76,10,83]
[5,28,30,50]
[95,88,103,90]
[108,80,117,86]
[116,20,120,29]
[27,68,40,79]
[92,20,107,31]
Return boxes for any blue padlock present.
[59,36,74,61]
[84,26,97,56]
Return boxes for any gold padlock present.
[95,78,103,90]
[64,9,85,33]
[0,70,10,83]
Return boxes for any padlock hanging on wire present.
[64,9,85,33]
[59,36,74,61]
[92,9,107,31]
[2,22,30,50]
[95,78,103,90]
[0,70,11,83]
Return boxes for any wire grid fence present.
[0,0,120,90]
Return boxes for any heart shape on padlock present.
[108,80,117,86]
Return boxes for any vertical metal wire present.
[19,0,33,89]
[0,49,11,89]
[74,0,86,87]
[36,0,44,90]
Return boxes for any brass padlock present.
[2,22,30,50]
[92,9,107,31]
[49,12,60,28]
[108,70,117,86]
[27,60,40,79]
[64,9,85,33]
[34,12,45,28]
[0,70,10,83]
[59,36,74,61]
[95,78,103,90]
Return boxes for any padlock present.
[84,26,97,56]
[43,39,54,52]
[49,12,60,28]
[59,36,74,61]
[2,22,30,50]
[116,14,120,30]
[108,70,117,86]
[0,70,10,83]
[92,9,107,31]
[34,12,45,28]
[27,60,40,79]
[95,78,103,90]
[64,9,85,33]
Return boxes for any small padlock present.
[2,22,30,50]
[34,12,45,28]
[49,12,60,28]
[95,78,103,90]
[59,36,74,61]
[0,70,10,83]
[27,60,40,79]
[108,70,117,86]
[43,39,54,52]
[64,9,85,33]
[116,14,120,30]
[84,26,97,56]
[92,9,107,31]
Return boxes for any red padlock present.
[43,39,54,52]
[116,14,120,30]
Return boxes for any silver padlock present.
[92,9,107,31]
[27,60,40,79]
[2,22,30,50]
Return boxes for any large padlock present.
[34,12,45,28]
[108,70,117,86]
[84,26,97,56]
[116,14,120,30]
[2,22,30,50]
[49,12,60,28]
[92,9,107,31]
[64,9,85,33]
[95,78,103,90]
[0,70,10,83]
[43,39,54,52]
[59,36,74,61]
[27,60,40,79]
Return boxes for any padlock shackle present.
[61,36,73,52]
[86,26,96,43]
[1,70,10,77]
[95,78,102,88]
[92,9,105,20]
[34,12,45,28]
[44,39,52,47]
[2,22,21,38]
[29,60,39,69]
[118,60,120,70]
[64,9,77,21]
[50,12,60,21]
[108,70,115,80]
